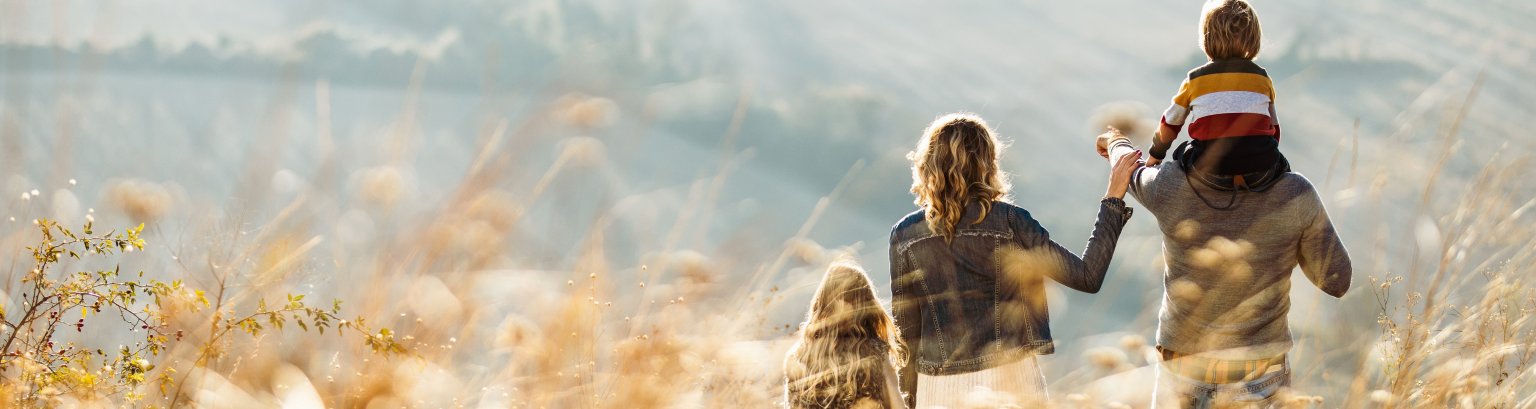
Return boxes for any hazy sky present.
[3,2,1532,396]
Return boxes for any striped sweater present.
[1151,59,1281,175]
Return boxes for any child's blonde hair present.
[1200,0,1262,60]
[784,260,904,408]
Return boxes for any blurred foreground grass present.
[0,83,1531,408]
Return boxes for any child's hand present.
[1145,156,1162,167]
[1095,127,1123,158]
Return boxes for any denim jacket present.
[889,198,1131,405]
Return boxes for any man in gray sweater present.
[1098,128,1352,408]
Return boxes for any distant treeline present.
[0,2,707,92]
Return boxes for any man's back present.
[1128,160,1351,360]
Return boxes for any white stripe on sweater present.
[1163,104,1189,126]
[1187,91,1273,124]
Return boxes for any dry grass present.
[1,54,1533,409]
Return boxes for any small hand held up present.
[1095,127,1116,159]
[1096,127,1142,199]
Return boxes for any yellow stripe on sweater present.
[1173,73,1274,107]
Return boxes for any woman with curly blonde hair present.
[785,260,905,408]
[890,113,1142,407]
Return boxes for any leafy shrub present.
[0,219,405,407]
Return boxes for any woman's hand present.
[1105,148,1142,199]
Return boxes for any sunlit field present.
[2,0,1534,407]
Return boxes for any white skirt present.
[915,355,1048,409]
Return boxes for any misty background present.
[3,0,1534,401]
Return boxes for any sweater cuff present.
[1148,142,1170,160]
[1109,137,1141,159]
[1108,137,1135,151]
[1101,197,1133,218]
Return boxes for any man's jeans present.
[1153,362,1291,408]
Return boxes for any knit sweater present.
[1109,139,1351,360]
[1152,59,1282,175]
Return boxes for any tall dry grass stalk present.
[1349,75,1536,409]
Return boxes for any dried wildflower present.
[106,179,176,223]
[1088,101,1156,143]
[556,94,618,129]
[1085,346,1130,372]
[1369,389,1393,403]
[355,166,410,208]
[559,136,608,166]
[1119,334,1146,351]
[1173,220,1200,240]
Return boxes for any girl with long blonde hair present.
[890,113,1142,407]
[785,260,906,408]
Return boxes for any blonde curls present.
[908,113,1011,242]
[784,260,905,407]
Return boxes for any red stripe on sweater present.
[1188,113,1277,141]
[1161,117,1184,132]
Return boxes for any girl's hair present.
[908,113,1011,242]
[784,260,904,408]
[1200,0,1262,60]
